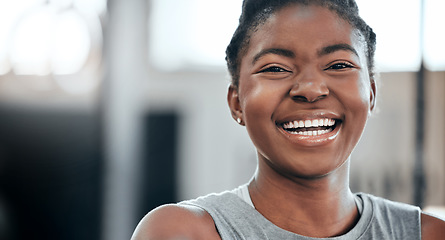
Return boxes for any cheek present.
[238,84,273,151]
[240,83,275,121]
[238,79,285,150]
[343,76,372,140]
[333,74,372,145]
[338,73,372,112]
[358,75,372,105]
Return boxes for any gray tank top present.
[179,186,421,239]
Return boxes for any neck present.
[248,158,359,238]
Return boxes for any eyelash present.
[258,66,290,73]
[257,61,355,74]
[325,62,355,70]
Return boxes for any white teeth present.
[299,120,305,128]
[312,119,319,127]
[282,118,337,136]
[287,129,332,136]
[324,118,329,126]
[283,118,336,129]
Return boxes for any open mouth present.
[279,118,340,136]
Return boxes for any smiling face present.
[228,4,376,179]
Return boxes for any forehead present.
[244,4,365,59]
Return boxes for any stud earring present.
[236,118,242,124]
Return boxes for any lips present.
[280,118,338,136]
[275,111,343,146]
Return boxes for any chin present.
[286,157,351,180]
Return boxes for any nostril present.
[292,95,309,102]
[289,79,329,103]
[315,94,328,102]
[292,94,327,103]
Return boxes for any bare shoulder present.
[421,212,445,240]
[131,204,221,240]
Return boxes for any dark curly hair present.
[225,0,377,88]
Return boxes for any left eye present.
[325,62,354,70]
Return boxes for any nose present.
[289,68,329,103]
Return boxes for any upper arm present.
[421,212,445,240]
[131,204,221,240]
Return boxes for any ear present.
[369,79,377,113]
[227,85,244,125]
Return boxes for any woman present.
[132,0,445,239]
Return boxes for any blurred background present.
[0,0,443,239]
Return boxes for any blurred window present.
[148,0,241,71]
[149,0,445,72]
[0,0,105,94]
[423,0,445,71]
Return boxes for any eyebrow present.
[251,43,359,65]
[252,48,296,65]
[318,43,359,58]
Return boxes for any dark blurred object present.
[0,105,102,240]
[138,112,178,218]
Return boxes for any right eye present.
[257,66,290,73]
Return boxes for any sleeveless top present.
[179,184,421,240]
